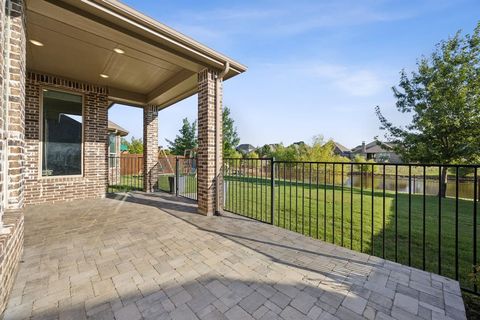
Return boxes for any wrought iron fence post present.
[270,158,275,225]
[175,157,179,196]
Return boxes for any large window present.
[42,89,83,176]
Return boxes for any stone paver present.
[3,192,467,319]
[394,293,419,315]
[341,292,367,315]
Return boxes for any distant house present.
[291,141,306,151]
[331,141,351,158]
[351,141,402,163]
[236,144,256,155]
[292,141,305,146]
[108,121,129,157]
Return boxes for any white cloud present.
[172,1,424,39]
[310,64,386,96]
[258,62,388,97]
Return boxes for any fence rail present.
[223,158,480,294]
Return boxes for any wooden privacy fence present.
[158,155,179,175]
[119,154,143,175]
[117,154,183,176]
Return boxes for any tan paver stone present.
[3,194,466,320]
[114,303,142,320]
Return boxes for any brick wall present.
[0,209,23,314]
[143,105,158,192]
[24,72,109,204]
[6,0,26,210]
[0,0,6,221]
[0,0,25,316]
[197,69,223,216]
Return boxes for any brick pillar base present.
[197,69,223,216]
[143,106,159,192]
[0,210,23,314]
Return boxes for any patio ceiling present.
[25,0,246,108]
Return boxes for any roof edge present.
[87,0,247,75]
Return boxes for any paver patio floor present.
[3,192,466,320]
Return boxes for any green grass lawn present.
[156,174,197,199]
[224,175,479,292]
[178,174,197,199]
[157,174,174,192]
[108,173,197,196]
[108,175,144,192]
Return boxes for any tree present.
[270,144,298,162]
[124,136,143,154]
[223,107,240,157]
[376,23,480,197]
[257,144,275,158]
[247,151,259,159]
[229,150,243,159]
[166,118,197,156]
[298,136,348,163]
[353,154,378,174]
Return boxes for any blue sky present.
[109,0,480,149]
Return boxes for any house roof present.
[351,141,395,153]
[26,1,246,108]
[332,142,350,153]
[108,120,129,136]
[236,144,256,154]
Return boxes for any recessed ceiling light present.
[100,74,109,79]
[29,40,44,47]
[113,48,125,54]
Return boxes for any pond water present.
[345,174,478,200]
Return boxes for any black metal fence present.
[157,156,176,193]
[223,158,480,294]
[176,158,198,201]
[107,156,143,192]
[107,156,198,200]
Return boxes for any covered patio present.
[3,193,466,320]
[0,1,471,319]
[0,0,245,312]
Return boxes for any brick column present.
[143,105,159,192]
[197,69,223,216]
[0,0,6,226]
[0,0,25,314]
[5,0,26,210]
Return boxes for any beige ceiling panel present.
[27,13,182,96]
[27,11,182,73]
[150,74,197,107]
[25,0,246,108]
[27,24,110,84]
[147,69,194,103]
[28,0,202,72]
[54,0,247,75]
[103,54,175,93]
